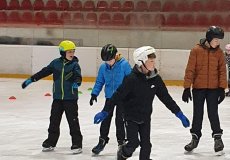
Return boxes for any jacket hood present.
[133,65,158,79]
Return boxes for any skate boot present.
[225,91,230,97]
[184,134,199,152]
[42,141,55,152]
[214,134,224,156]
[71,144,82,154]
[92,137,107,155]
[117,146,127,160]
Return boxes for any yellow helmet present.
[59,40,76,52]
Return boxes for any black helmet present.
[101,44,117,61]
[206,26,224,42]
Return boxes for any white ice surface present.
[0,78,230,160]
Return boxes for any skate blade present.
[72,148,82,154]
[215,150,225,156]
[184,150,194,154]
[42,147,54,152]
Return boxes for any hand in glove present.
[218,88,225,104]
[89,94,97,106]
[72,82,78,89]
[175,111,190,128]
[94,111,108,124]
[182,88,192,103]
[22,78,33,89]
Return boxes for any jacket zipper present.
[61,61,67,99]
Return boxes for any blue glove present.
[22,78,33,89]
[94,111,108,124]
[72,82,78,89]
[175,111,190,128]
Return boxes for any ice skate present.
[214,135,225,156]
[42,142,55,152]
[117,146,127,160]
[71,145,82,154]
[92,138,107,155]
[225,91,230,97]
[184,134,199,152]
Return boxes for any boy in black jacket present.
[21,40,83,154]
[94,46,190,160]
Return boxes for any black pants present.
[100,99,125,145]
[122,120,152,160]
[44,99,82,147]
[190,89,223,138]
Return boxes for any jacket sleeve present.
[218,51,227,89]
[156,76,181,114]
[124,61,132,76]
[31,61,54,81]
[103,76,132,113]
[91,65,105,96]
[184,48,197,88]
[73,62,82,86]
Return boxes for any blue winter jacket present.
[91,57,131,98]
[31,57,82,100]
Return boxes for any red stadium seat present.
[60,11,71,24]
[225,15,230,26]
[195,14,210,27]
[21,11,33,23]
[8,11,21,23]
[85,12,97,25]
[191,1,203,12]
[21,0,33,10]
[71,0,82,11]
[180,14,194,26]
[165,14,179,26]
[0,0,7,10]
[46,12,60,24]
[162,0,175,12]
[83,0,95,11]
[149,1,161,12]
[203,0,216,12]
[58,0,69,11]
[97,1,109,11]
[0,11,7,23]
[72,12,84,25]
[210,14,224,26]
[138,14,152,26]
[33,0,45,10]
[153,13,165,26]
[135,1,149,12]
[109,1,122,12]
[176,0,190,12]
[122,1,134,12]
[8,0,20,10]
[34,11,46,24]
[99,13,111,25]
[112,13,125,26]
[125,13,138,25]
[45,0,57,10]
[218,0,230,11]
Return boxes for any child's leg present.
[43,100,64,147]
[139,120,151,160]
[115,104,125,146]
[64,100,82,148]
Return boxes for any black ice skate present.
[71,145,82,154]
[117,146,127,160]
[42,141,55,152]
[214,135,224,156]
[184,134,199,152]
[92,138,107,155]
[225,91,230,97]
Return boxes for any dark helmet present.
[101,44,117,61]
[206,26,224,42]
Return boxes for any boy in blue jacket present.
[22,40,83,154]
[90,44,132,155]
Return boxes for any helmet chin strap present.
[140,60,151,76]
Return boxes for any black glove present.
[218,88,225,104]
[182,88,192,103]
[89,94,97,106]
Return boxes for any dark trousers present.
[190,89,223,138]
[44,99,82,147]
[100,99,125,145]
[122,120,152,160]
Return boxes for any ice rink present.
[0,78,230,160]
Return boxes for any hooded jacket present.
[103,65,181,122]
[31,56,82,100]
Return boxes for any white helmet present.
[133,46,156,67]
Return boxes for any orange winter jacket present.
[184,41,227,89]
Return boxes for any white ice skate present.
[71,148,82,154]
[215,150,225,156]
[42,146,54,152]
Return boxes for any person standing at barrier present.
[94,46,190,160]
[21,40,83,154]
[182,26,227,155]
[224,44,230,96]
[90,44,132,155]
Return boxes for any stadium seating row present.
[0,0,230,12]
[0,11,229,27]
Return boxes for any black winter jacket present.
[103,65,181,122]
